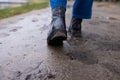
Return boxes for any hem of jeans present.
[72,14,92,19]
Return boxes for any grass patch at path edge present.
[0,1,49,19]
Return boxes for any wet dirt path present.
[0,2,120,80]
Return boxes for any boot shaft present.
[52,7,66,18]
[51,7,66,29]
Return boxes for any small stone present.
[11,46,14,48]
[109,17,118,20]
[47,73,56,79]
[25,74,32,80]
[69,55,76,60]
[32,18,38,22]
[16,71,22,77]
[9,29,18,32]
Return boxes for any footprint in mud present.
[102,63,120,76]
[82,33,120,51]
[67,32,108,46]
[97,4,109,7]
[9,26,22,32]
[100,20,110,24]
[0,33,10,38]
[67,32,120,52]
[95,41,120,51]
[89,21,100,25]
[89,20,110,25]
[66,51,98,65]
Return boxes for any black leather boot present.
[69,17,82,37]
[47,7,67,45]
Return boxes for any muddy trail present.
[0,2,120,80]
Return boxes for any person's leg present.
[47,0,68,45]
[73,0,93,19]
[69,0,93,37]
[50,0,67,9]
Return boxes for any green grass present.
[0,1,49,19]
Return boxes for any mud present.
[0,1,120,80]
[0,33,10,38]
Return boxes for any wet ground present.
[0,2,120,80]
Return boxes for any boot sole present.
[47,30,67,45]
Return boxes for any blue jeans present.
[50,0,93,19]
